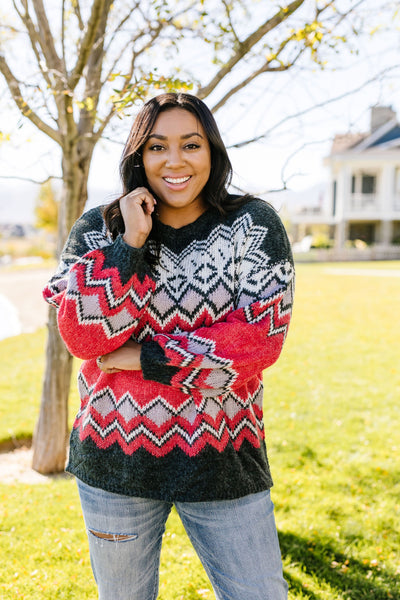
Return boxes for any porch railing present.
[349,193,378,212]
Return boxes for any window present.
[350,172,377,195]
[361,175,376,194]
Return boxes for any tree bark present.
[31,307,73,473]
[32,149,92,473]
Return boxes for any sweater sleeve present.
[43,207,156,359]
[140,203,294,397]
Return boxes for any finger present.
[97,355,113,371]
[144,195,156,214]
[125,189,156,213]
[136,192,156,215]
[124,188,151,204]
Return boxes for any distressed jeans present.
[77,479,288,600]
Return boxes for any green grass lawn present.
[0,262,399,599]
[0,330,81,445]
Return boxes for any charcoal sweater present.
[44,197,294,502]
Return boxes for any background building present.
[290,106,400,253]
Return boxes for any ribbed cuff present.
[140,340,179,386]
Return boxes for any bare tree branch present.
[279,137,332,185]
[332,0,367,22]
[95,2,203,140]
[98,134,124,146]
[131,22,166,63]
[103,3,140,56]
[197,0,305,99]
[0,174,62,184]
[73,0,85,31]
[211,33,304,113]
[217,0,360,115]
[61,0,66,68]
[31,0,64,74]
[68,0,108,91]
[94,19,168,142]
[231,137,332,197]
[228,64,400,148]
[77,0,115,141]
[24,79,59,125]
[99,2,167,92]
[221,0,241,46]
[11,0,52,87]
[0,54,61,144]
[213,67,278,114]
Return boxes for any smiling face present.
[142,107,211,228]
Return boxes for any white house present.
[291,106,400,250]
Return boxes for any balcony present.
[348,193,379,214]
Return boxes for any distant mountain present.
[1,179,328,225]
[0,182,37,224]
[262,182,328,214]
[0,182,118,224]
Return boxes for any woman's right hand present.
[120,187,157,248]
[97,339,142,374]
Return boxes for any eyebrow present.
[147,132,204,141]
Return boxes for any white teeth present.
[164,176,191,184]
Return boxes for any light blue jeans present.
[77,479,288,600]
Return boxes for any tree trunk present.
[32,149,92,473]
[31,307,73,473]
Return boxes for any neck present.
[157,200,207,229]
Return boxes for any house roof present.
[369,124,400,147]
[330,133,368,154]
[329,109,400,156]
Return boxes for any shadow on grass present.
[0,435,32,453]
[279,531,398,600]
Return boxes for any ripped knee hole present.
[89,529,137,542]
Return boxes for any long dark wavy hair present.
[103,92,248,239]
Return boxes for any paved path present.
[0,266,64,482]
[324,267,400,277]
[0,447,57,484]
[0,267,53,339]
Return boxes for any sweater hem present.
[67,463,273,503]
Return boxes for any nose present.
[165,145,185,167]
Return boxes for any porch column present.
[380,164,395,245]
[335,220,347,248]
[380,220,393,245]
[334,164,351,249]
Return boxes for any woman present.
[44,92,294,600]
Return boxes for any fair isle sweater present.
[43,197,295,502]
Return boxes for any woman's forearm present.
[97,340,142,373]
